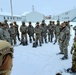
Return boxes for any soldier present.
[34,22,42,46]
[54,20,61,44]
[0,40,14,75]
[20,21,28,45]
[65,21,71,45]
[40,20,47,43]
[59,23,70,59]
[47,21,54,42]
[13,21,20,41]
[70,36,76,72]
[1,23,11,44]
[9,23,16,46]
[27,21,35,43]
[66,21,70,29]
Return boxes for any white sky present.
[0,0,76,15]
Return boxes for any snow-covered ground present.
[11,20,76,75]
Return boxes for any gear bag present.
[0,40,13,66]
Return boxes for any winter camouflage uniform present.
[27,22,35,43]
[54,20,61,44]
[70,37,76,72]
[20,22,28,45]
[65,21,70,45]
[9,23,16,46]
[1,23,11,44]
[13,21,20,41]
[34,22,42,46]
[0,40,14,75]
[47,21,54,42]
[59,23,70,59]
[40,20,47,43]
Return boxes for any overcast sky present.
[0,0,76,15]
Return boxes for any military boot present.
[39,42,42,46]
[61,56,68,60]
[33,38,35,41]
[48,37,50,42]
[42,39,44,43]
[51,38,53,42]
[30,38,32,43]
[45,39,47,43]
[36,41,38,46]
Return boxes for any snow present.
[11,20,76,75]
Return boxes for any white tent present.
[22,11,45,22]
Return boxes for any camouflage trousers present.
[35,34,42,45]
[41,33,47,43]
[10,34,16,45]
[48,33,54,42]
[72,58,76,72]
[59,40,68,57]
[21,33,28,43]
[28,34,35,42]
[54,34,59,44]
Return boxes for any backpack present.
[32,42,38,48]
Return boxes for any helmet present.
[42,20,45,22]
[29,21,31,24]
[10,23,13,26]
[4,19,8,22]
[57,20,60,22]
[36,22,39,24]
[49,21,52,24]
[13,21,16,24]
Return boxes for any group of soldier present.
[0,19,76,74]
[0,20,72,59]
[0,20,20,46]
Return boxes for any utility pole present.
[10,0,13,22]
[32,5,34,11]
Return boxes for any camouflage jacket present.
[9,27,16,35]
[27,25,34,34]
[59,26,70,41]
[20,25,28,34]
[40,24,47,33]
[2,28,10,39]
[54,24,61,35]
[47,24,54,33]
[34,26,42,35]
